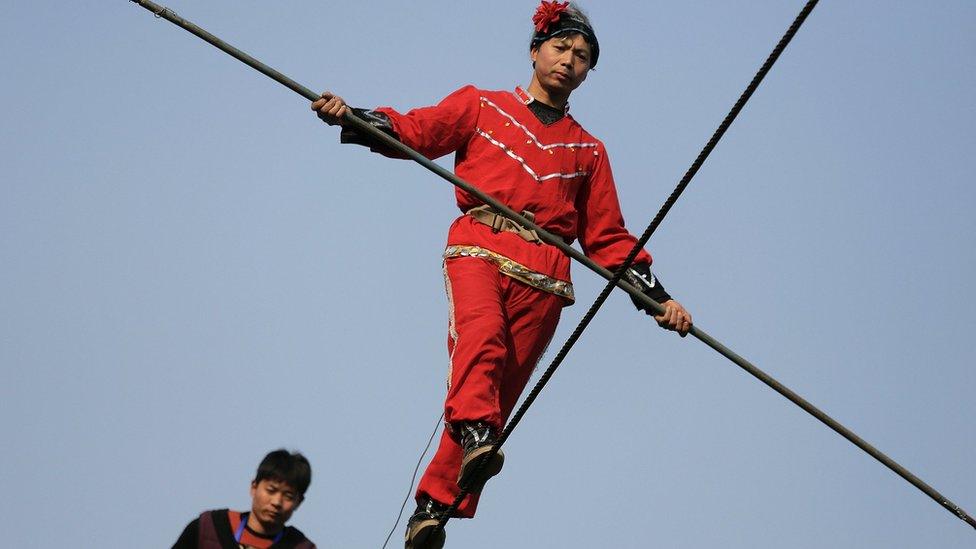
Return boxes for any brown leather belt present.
[466,205,542,244]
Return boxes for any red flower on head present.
[533,1,569,33]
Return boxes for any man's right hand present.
[311,91,348,126]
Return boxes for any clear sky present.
[1,1,974,547]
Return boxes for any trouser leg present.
[442,257,509,428]
[497,276,563,423]
[416,257,563,518]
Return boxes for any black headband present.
[531,14,600,68]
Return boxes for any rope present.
[432,0,822,530]
[130,0,976,533]
[381,413,443,549]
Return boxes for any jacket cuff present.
[339,108,400,153]
[625,262,671,307]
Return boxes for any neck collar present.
[237,512,284,544]
[514,86,570,114]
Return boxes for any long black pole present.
[130,0,975,530]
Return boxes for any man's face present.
[531,34,592,95]
[250,478,302,533]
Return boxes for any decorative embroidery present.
[481,96,593,150]
[475,129,588,183]
[444,245,575,303]
[443,261,460,390]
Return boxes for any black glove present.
[339,108,400,153]
[624,262,671,315]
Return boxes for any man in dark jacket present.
[173,449,316,549]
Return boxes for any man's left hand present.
[654,299,692,337]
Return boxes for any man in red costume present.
[314,2,691,547]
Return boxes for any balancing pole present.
[130,0,975,530]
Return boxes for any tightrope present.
[129,0,976,534]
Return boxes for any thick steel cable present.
[130,0,976,532]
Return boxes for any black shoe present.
[456,421,505,493]
[405,497,448,549]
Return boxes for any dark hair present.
[254,449,312,496]
[529,2,600,68]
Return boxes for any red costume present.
[372,84,653,517]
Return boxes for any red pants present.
[416,256,564,517]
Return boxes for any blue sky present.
[1,1,974,547]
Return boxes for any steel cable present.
[381,413,443,549]
[129,0,976,534]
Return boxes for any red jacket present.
[376,85,652,299]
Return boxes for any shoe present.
[457,421,505,493]
[405,497,448,549]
